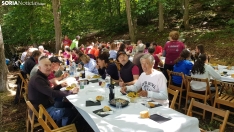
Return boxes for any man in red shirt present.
[48,57,69,86]
[151,42,163,56]
[148,46,163,69]
[62,35,72,47]
[117,51,140,87]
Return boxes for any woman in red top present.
[162,31,185,80]
[62,35,72,47]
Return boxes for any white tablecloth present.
[214,68,234,82]
[66,82,200,132]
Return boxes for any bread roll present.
[140,111,149,118]
[103,106,111,112]
[96,96,104,101]
[148,102,155,108]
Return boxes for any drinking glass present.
[116,101,122,113]
[223,71,228,76]
[84,80,87,85]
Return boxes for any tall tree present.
[125,0,136,43]
[52,0,62,53]
[0,26,8,92]
[183,0,189,29]
[158,1,164,32]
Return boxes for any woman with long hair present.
[97,51,119,81]
[173,49,193,86]
[191,44,205,62]
[79,54,98,74]
[109,43,117,59]
[118,43,126,53]
[190,54,221,91]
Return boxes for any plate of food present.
[87,74,101,80]
[60,83,77,91]
[126,91,139,98]
[109,98,129,107]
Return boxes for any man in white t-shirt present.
[121,54,168,105]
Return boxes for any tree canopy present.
[0,0,234,54]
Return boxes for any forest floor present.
[1,70,234,132]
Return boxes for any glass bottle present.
[81,64,85,78]
[109,77,115,101]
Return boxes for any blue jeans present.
[46,106,73,127]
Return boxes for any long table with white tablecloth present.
[65,80,200,132]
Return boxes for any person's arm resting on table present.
[35,78,76,98]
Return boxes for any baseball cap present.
[117,51,128,60]
[49,57,62,63]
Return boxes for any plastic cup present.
[75,76,79,81]
[84,80,87,85]
[99,81,102,86]
[116,102,122,112]
[80,81,84,89]
[223,71,227,76]
[98,79,103,86]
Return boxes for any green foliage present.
[2,0,54,46]
[227,19,234,26]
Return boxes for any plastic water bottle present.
[69,62,76,76]
[72,62,77,75]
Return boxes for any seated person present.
[23,50,41,74]
[109,43,117,60]
[97,51,119,81]
[30,56,69,87]
[78,54,98,74]
[70,48,78,63]
[152,42,163,56]
[148,46,163,69]
[117,51,139,86]
[121,54,168,105]
[28,56,79,127]
[132,43,145,74]
[190,54,221,92]
[59,46,71,60]
[89,44,99,59]
[173,49,193,86]
[73,48,84,64]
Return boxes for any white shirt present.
[21,51,27,62]
[126,69,168,105]
[191,64,221,91]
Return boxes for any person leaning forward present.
[28,56,79,127]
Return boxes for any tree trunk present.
[183,0,189,29]
[115,0,121,17]
[52,0,62,53]
[0,26,8,92]
[158,2,164,32]
[125,0,136,43]
[107,0,113,18]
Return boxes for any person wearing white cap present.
[38,45,45,55]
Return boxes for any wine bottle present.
[82,64,85,78]
[109,77,115,101]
